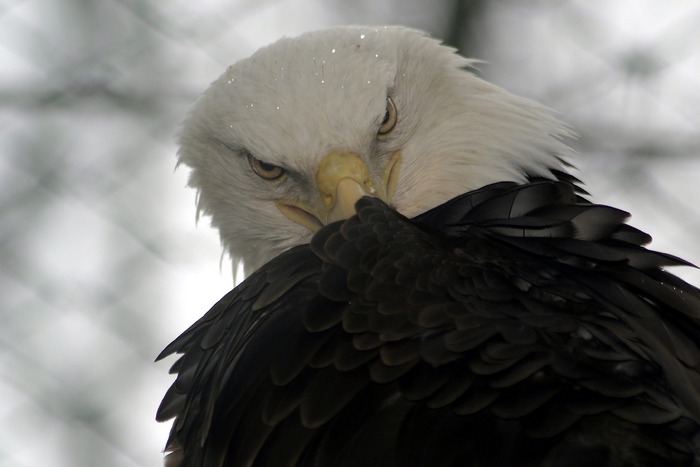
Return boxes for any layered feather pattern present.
[158,181,700,466]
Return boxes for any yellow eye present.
[378,97,397,135]
[249,155,285,180]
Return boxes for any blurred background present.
[1,0,699,465]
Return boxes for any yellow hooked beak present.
[276,151,401,231]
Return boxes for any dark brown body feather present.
[157,181,700,466]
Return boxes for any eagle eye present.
[249,154,285,180]
[378,97,397,135]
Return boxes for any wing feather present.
[158,180,700,466]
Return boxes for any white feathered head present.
[178,26,574,274]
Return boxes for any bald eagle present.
[156,27,700,466]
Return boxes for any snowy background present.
[1,1,699,465]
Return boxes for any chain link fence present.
[1,1,698,465]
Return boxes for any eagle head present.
[178,26,574,274]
